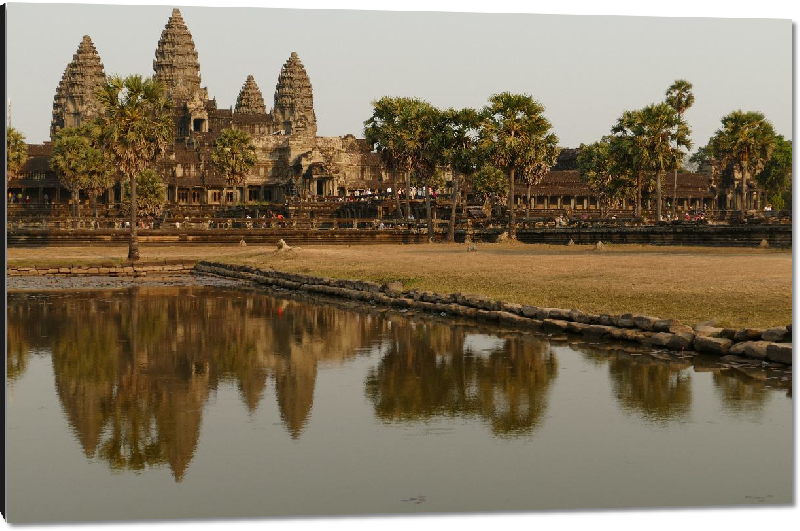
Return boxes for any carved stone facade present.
[50,35,106,139]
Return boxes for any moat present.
[5,285,792,522]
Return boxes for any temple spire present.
[153,8,206,103]
[51,35,106,140]
[274,52,317,136]
[235,75,267,115]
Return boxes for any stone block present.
[729,341,770,360]
[632,315,659,331]
[766,343,792,365]
[762,327,789,343]
[521,305,539,318]
[543,319,570,333]
[694,325,724,338]
[694,336,733,355]
[733,328,765,342]
[501,302,523,315]
[612,314,636,328]
[598,314,614,326]
[584,324,615,337]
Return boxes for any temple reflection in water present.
[6,288,791,483]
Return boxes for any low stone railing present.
[194,261,792,366]
[7,260,195,277]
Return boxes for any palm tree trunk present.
[636,171,642,218]
[405,171,412,221]
[526,183,532,218]
[129,174,140,262]
[655,169,662,221]
[72,189,80,228]
[392,167,402,219]
[424,182,433,242]
[672,168,678,217]
[508,168,516,239]
[447,174,459,242]
[741,167,748,217]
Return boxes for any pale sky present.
[6,1,794,152]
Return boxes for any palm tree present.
[480,93,556,240]
[708,111,776,216]
[665,80,695,217]
[96,75,173,261]
[6,126,28,180]
[211,128,258,217]
[638,102,692,221]
[364,97,408,219]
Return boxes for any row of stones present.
[194,261,792,366]
[7,262,195,277]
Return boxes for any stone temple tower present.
[235,75,267,115]
[274,52,317,137]
[50,35,106,140]
[153,8,207,105]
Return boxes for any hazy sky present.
[6,1,793,151]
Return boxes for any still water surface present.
[6,286,793,522]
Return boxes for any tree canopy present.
[95,74,173,260]
[707,110,776,215]
[211,128,258,189]
[480,92,558,238]
[6,126,28,180]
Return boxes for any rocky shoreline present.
[194,260,793,366]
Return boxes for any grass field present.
[6,242,792,329]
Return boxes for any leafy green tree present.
[472,164,508,218]
[708,110,776,216]
[439,107,483,242]
[121,170,166,218]
[6,126,28,180]
[50,130,91,217]
[521,135,560,216]
[414,104,452,241]
[610,109,651,218]
[480,93,557,239]
[364,97,411,219]
[665,80,695,216]
[577,137,632,216]
[756,135,792,210]
[96,74,173,261]
[211,128,258,212]
[50,123,115,218]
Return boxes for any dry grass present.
[6,242,792,329]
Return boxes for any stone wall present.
[7,260,195,277]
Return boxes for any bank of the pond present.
[6,243,792,328]
[194,261,792,366]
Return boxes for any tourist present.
[25,195,30,204]
[8,192,13,203]
[44,193,49,204]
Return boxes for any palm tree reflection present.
[365,318,558,436]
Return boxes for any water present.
[5,286,793,523]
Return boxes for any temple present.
[10,7,766,215]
